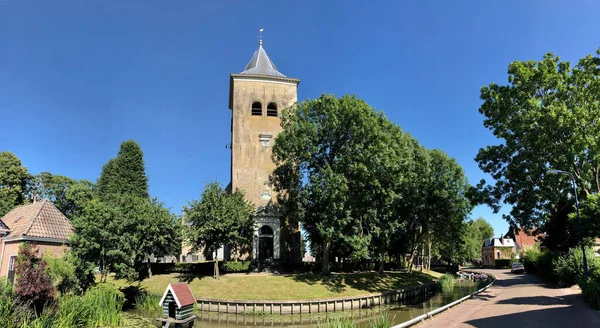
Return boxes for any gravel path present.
[415,269,600,328]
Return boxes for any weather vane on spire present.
[259,28,264,46]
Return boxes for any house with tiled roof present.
[481,237,516,266]
[0,200,74,281]
[505,227,544,254]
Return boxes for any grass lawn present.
[105,270,443,301]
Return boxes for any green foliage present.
[494,259,512,269]
[26,172,77,216]
[70,140,180,284]
[474,48,600,228]
[437,273,455,292]
[0,151,29,217]
[553,247,600,286]
[134,292,162,310]
[272,94,472,274]
[97,140,149,201]
[43,251,78,295]
[0,279,18,328]
[581,279,600,310]
[461,218,494,262]
[222,261,252,273]
[319,315,391,328]
[184,182,254,277]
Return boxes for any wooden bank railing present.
[196,282,436,315]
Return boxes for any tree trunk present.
[214,259,220,280]
[321,240,332,275]
[420,241,424,272]
[427,234,432,271]
[378,258,385,274]
[148,258,153,279]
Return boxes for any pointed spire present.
[239,29,286,77]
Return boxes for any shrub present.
[554,247,600,287]
[222,261,251,273]
[14,243,55,311]
[44,251,78,295]
[437,273,454,293]
[494,259,511,269]
[581,279,600,310]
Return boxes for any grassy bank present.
[105,270,442,301]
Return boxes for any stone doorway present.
[258,225,274,261]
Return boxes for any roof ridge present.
[22,200,47,236]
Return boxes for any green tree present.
[272,94,404,274]
[184,182,254,279]
[114,195,182,279]
[475,49,600,229]
[70,199,120,284]
[26,172,78,216]
[425,149,473,265]
[97,140,149,201]
[461,217,494,262]
[0,152,29,216]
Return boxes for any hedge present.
[495,259,512,269]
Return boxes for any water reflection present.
[131,280,478,327]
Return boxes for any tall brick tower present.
[228,36,300,262]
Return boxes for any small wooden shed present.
[158,283,197,327]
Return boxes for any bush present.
[437,273,454,293]
[581,279,600,310]
[222,261,251,273]
[44,251,78,295]
[554,247,600,287]
[14,243,55,311]
[494,259,512,269]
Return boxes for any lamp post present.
[548,169,589,280]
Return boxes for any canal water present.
[127,280,478,327]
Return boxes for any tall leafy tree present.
[184,182,254,279]
[97,140,149,201]
[0,152,29,216]
[475,49,600,228]
[425,149,473,265]
[26,172,78,216]
[461,217,494,262]
[272,94,399,274]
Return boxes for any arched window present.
[267,102,278,117]
[251,101,263,116]
[259,225,273,236]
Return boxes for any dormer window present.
[267,102,278,117]
[251,101,263,116]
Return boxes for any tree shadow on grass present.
[288,271,436,294]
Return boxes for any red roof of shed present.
[160,283,196,308]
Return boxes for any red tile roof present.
[0,200,73,241]
[512,228,543,249]
[163,283,196,307]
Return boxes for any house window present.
[8,255,16,271]
[267,102,278,117]
[497,251,500,259]
[251,101,263,116]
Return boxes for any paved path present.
[416,269,600,328]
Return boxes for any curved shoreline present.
[196,282,437,314]
[392,271,497,328]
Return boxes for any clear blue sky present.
[1,1,598,237]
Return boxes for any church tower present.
[229,37,300,261]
